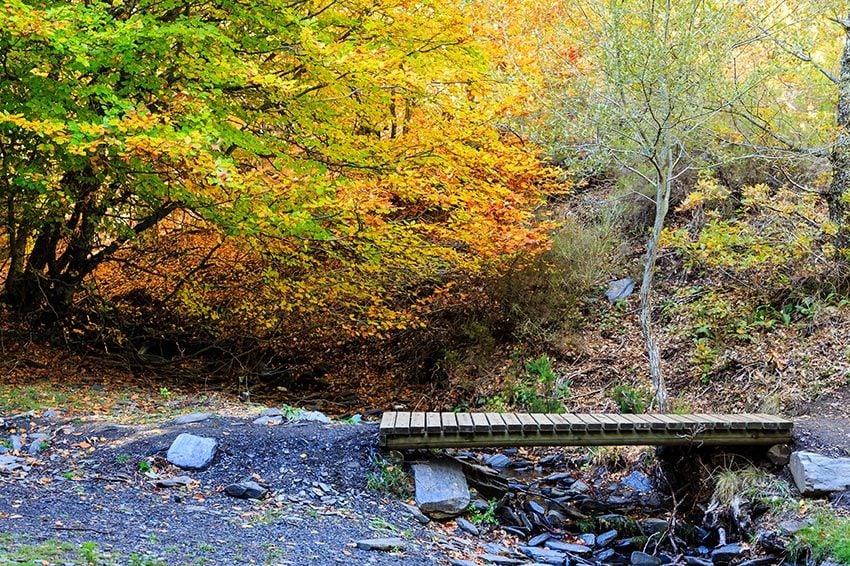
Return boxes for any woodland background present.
[1,0,850,416]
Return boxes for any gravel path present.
[0,414,445,565]
[792,383,850,458]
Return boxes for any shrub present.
[611,384,650,414]
[507,355,571,413]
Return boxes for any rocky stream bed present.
[0,408,846,565]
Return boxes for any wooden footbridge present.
[379,412,793,449]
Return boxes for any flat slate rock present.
[401,502,430,524]
[545,540,591,554]
[519,546,567,564]
[166,433,217,470]
[355,537,404,551]
[174,412,212,425]
[412,460,470,519]
[477,555,525,565]
[225,480,267,499]
[154,476,194,488]
[456,517,479,536]
[254,415,284,426]
[790,451,850,495]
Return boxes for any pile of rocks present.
[399,449,797,565]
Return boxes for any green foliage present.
[506,355,570,413]
[115,453,131,464]
[128,555,167,566]
[159,388,172,401]
[0,0,552,348]
[610,384,650,414]
[692,339,722,384]
[0,535,77,565]
[468,499,499,526]
[138,459,153,475]
[366,456,412,499]
[80,541,99,565]
[0,384,71,413]
[791,509,850,565]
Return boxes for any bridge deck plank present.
[378,412,793,449]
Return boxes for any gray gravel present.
[0,416,444,565]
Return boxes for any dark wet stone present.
[641,518,668,535]
[621,471,653,492]
[499,507,520,526]
[767,444,791,466]
[738,559,776,566]
[355,537,404,551]
[482,543,516,556]
[630,551,662,565]
[509,458,532,469]
[503,527,527,537]
[597,529,618,547]
[527,500,546,516]
[710,543,743,564]
[578,533,595,547]
[457,517,479,536]
[544,472,574,483]
[528,533,552,547]
[684,558,712,566]
[606,496,631,507]
[571,480,589,493]
[539,454,561,467]
[487,454,512,469]
[614,538,637,551]
[518,510,533,531]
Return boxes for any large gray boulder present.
[412,460,470,519]
[166,433,217,470]
[790,451,850,495]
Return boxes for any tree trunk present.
[3,168,103,317]
[639,134,673,413]
[826,15,850,270]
